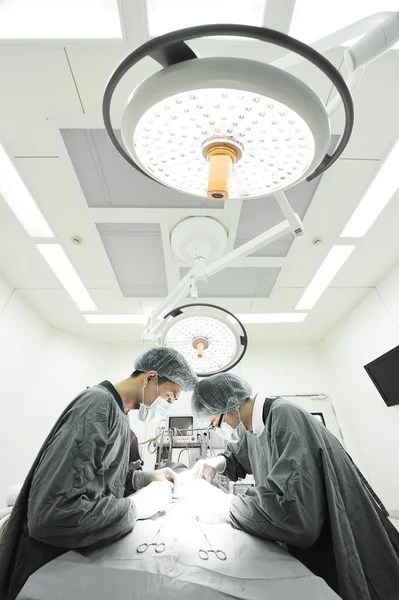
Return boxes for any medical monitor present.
[364,344,399,407]
[167,415,194,433]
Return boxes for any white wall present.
[0,271,108,503]
[0,272,50,503]
[324,264,399,510]
[23,331,107,474]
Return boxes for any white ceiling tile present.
[180,266,281,298]
[97,223,168,297]
[192,298,252,313]
[0,47,83,155]
[61,128,225,210]
[276,158,378,287]
[287,48,344,106]
[335,53,399,159]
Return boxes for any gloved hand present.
[191,456,227,483]
[184,479,232,524]
[129,481,172,520]
[132,468,176,491]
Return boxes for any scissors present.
[197,518,227,561]
[137,527,165,554]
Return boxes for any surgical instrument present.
[137,527,165,554]
[136,500,180,555]
[197,517,227,561]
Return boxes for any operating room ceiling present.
[1,0,399,344]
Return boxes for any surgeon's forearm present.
[124,461,144,497]
[131,470,154,491]
[28,496,136,549]
[229,492,323,548]
[222,452,249,481]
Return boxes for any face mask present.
[154,396,170,418]
[138,377,159,423]
[138,402,155,423]
[217,422,235,441]
[216,408,242,441]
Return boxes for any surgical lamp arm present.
[272,12,396,71]
[146,268,195,338]
[327,12,399,119]
[204,220,291,280]
[345,12,399,72]
[143,220,292,341]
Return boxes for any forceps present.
[137,527,165,554]
[136,499,179,555]
[197,518,227,561]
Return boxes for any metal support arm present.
[272,12,396,71]
[327,12,399,119]
[143,219,292,341]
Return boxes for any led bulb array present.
[163,314,238,373]
[133,88,315,198]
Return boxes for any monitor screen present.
[168,415,194,433]
[364,344,399,407]
[311,412,326,426]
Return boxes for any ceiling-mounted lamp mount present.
[161,302,248,377]
[103,24,354,201]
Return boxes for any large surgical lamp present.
[161,303,248,377]
[103,24,354,201]
[103,16,399,375]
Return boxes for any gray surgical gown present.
[0,381,136,600]
[223,397,399,600]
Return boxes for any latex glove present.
[129,481,172,520]
[132,468,176,491]
[191,456,227,483]
[184,479,232,524]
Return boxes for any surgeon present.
[191,373,399,600]
[0,347,197,600]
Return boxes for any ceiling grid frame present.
[0,1,398,342]
[0,0,129,45]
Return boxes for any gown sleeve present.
[229,425,325,548]
[222,427,253,481]
[27,411,136,549]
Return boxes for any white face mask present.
[215,408,242,441]
[138,377,159,423]
[217,422,235,441]
[154,396,170,418]
[138,402,155,423]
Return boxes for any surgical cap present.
[191,373,253,419]
[134,347,198,391]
